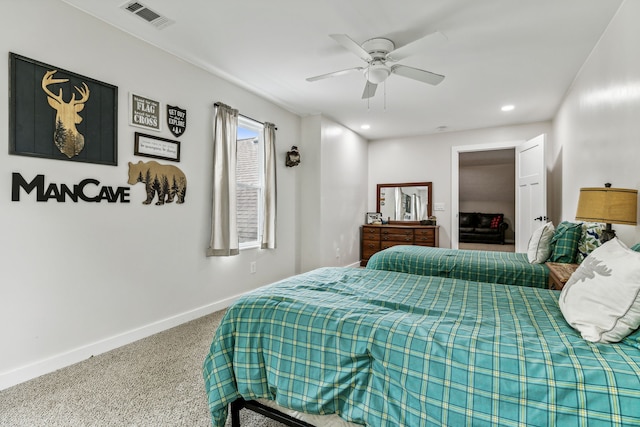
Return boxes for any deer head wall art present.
[10,53,117,166]
[41,70,90,158]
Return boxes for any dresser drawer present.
[380,227,413,237]
[362,226,380,237]
[414,228,435,244]
[362,244,381,260]
[380,228,413,243]
[363,234,380,243]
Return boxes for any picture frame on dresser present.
[366,212,382,224]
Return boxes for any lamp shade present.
[575,187,638,225]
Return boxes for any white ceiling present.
[60,0,622,140]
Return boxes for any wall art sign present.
[134,132,180,162]
[167,105,187,137]
[9,53,118,165]
[127,160,187,205]
[11,173,130,203]
[130,93,161,131]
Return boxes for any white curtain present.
[261,123,277,249]
[207,103,239,257]
[394,187,403,220]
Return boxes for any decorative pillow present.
[459,212,476,227]
[490,215,503,229]
[631,243,640,252]
[559,238,640,343]
[477,214,494,229]
[527,222,555,264]
[576,222,605,263]
[549,221,582,263]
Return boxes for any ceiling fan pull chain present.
[384,80,387,111]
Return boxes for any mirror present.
[377,182,432,223]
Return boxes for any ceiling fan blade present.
[306,67,364,82]
[330,34,372,62]
[391,64,445,85]
[386,31,447,62]
[362,81,378,99]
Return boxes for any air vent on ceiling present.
[121,1,174,30]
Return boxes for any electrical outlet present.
[434,203,445,211]
[250,261,256,274]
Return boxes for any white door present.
[515,134,547,252]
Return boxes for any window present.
[236,116,264,249]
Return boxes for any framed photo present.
[134,132,180,162]
[129,92,161,131]
[365,212,382,224]
[9,53,118,165]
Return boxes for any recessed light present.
[361,124,370,130]
[501,105,515,112]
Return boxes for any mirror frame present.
[376,182,433,224]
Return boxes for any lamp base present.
[600,223,616,243]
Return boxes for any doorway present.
[451,141,521,250]
[451,135,547,252]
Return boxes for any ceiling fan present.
[306,32,446,99]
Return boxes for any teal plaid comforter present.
[203,267,640,426]
[366,245,549,288]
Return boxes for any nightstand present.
[546,262,579,291]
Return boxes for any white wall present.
[368,122,552,247]
[554,0,640,246]
[0,0,301,389]
[460,162,516,241]
[300,115,368,271]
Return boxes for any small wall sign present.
[167,105,187,137]
[134,132,180,162]
[130,93,160,131]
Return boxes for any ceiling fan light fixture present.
[366,63,390,84]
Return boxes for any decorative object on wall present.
[127,160,187,205]
[286,145,300,167]
[575,183,638,242]
[166,105,187,137]
[9,53,118,165]
[134,132,180,162]
[129,92,160,131]
[11,173,130,203]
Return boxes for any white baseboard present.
[0,295,240,391]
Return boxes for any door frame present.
[451,141,522,249]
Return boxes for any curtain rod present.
[214,102,277,130]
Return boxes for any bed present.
[203,267,640,426]
[365,245,550,288]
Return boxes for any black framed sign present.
[134,132,180,162]
[9,53,118,165]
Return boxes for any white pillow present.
[559,238,640,343]
[527,222,555,263]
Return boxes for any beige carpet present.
[0,310,284,427]
[458,242,515,252]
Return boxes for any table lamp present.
[575,183,638,242]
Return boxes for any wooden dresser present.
[360,224,440,266]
